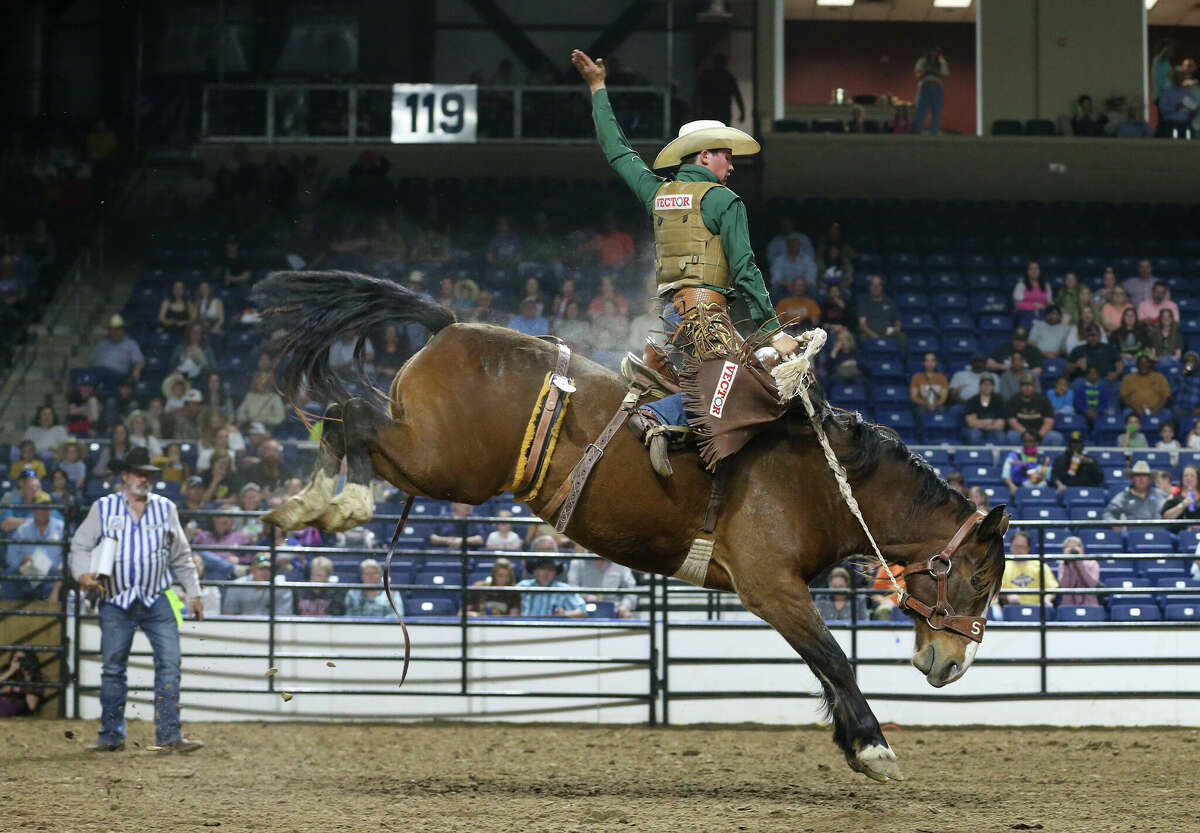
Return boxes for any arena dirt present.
[2,721,1196,833]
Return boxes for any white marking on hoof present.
[262,469,337,530]
[315,482,375,532]
[849,743,904,782]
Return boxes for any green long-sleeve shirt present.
[590,88,781,335]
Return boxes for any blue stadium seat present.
[1054,413,1085,434]
[896,292,930,311]
[1069,506,1104,522]
[914,448,952,467]
[961,464,1001,482]
[1002,604,1055,622]
[942,334,980,355]
[862,337,901,355]
[891,272,926,291]
[937,312,974,332]
[977,314,1013,333]
[586,600,616,618]
[953,448,994,465]
[1080,529,1124,553]
[1093,415,1125,438]
[870,384,909,404]
[1014,487,1057,507]
[902,312,936,333]
[1109,603,1162,621]
[919,411,958,443]
[406,595,459,616]
[962,253,995,269]
[865,358,906,381]
[1127,529,1175,553]
[875,409,916,435]
[829,380,868,407]
[1057,605,1106,621]
[932,292,968,311]
[968,292,1009,313]
[927,271,962,290]
[1061,487,1106,508]
[1163,602,1200,621]
[1020,506,1068,522]
[1130,449,1170,468]
[908,334,942,354]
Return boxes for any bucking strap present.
[505,343,573,501]
[543,400,633,534]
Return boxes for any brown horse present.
[254,271,1008,782]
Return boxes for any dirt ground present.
[1,721,1196,833]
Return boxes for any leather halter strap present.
[542,397,634,534]
[898,510,989,643]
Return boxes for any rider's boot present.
[627,408,673,478]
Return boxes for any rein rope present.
[771,330,906,601]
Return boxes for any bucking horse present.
[254,271,1008,783]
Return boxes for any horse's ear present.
[977,505,1009,540]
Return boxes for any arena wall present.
[73,619,1200,727]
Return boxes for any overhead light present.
[816,0,855,7]
[1146,0,1158,9]
[933,0,973,7]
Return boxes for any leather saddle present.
[620,344,680,401]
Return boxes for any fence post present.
[460,517,469,695]
[647,572,657,726]
[267,525,276,692]
[661,576,670,725]
[1037,525,1047,695]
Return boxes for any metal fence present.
[4,506,1199,724]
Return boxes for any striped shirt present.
[70,491,199,610]
[517,578,586,617]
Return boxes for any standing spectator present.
[1120,354,1171,415]
[485,509,523,551]
[158,281,192,332]
[1012,261,1052,315]
[1104,461,1164,521]
[1123,259,1157,310]
[815,566,868,621]
[963,376,1007,445]
[222,553,294,616]
[1110,308,1151,359]
[1028,306,1070,357]
[856,275,903,347]
[295,556,345,617]
[583,213,635,270]
[1005,372,1062,445]
[1137,281,1179,324]
[1117,412,1149,449]
[1046,375,1075,415]
[774,277,821,327]
[23,405,68,455]
[1066,325,1121,381]
[909,352,949,413]
[1150,308,1182,360]
[1152,39,1177,120]
[566,549,638,618]
[912,44,949,135]
[1050,431,1104,490]
[1162,465,1200,521]
[1156,70,1198,137]
[344,559,403,618]
[1002,431,1049,492]
[91,315,144,382]
[1001,532,1058,606]
[948,354,997,403]
[236,371,286,429]
[769,233,817,291]
[1099,285,1133,334]
[694,53,745,125]
[517,555,586,618]
[70,447,204,753]
[191,281,225,334]
[467,557,521,617]
[1056,538,1101,607]
[429,503,485,550]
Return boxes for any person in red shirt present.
[584,212,635,268]
[586,275,629,318]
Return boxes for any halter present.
[896,509,989,643]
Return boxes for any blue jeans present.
[965,427,1007,446]
[98,595,182,746]
[1006,428,1064,446]
[642,302,691,428]
[914,83,944,135]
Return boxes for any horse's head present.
[906,505,1009,688]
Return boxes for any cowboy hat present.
[111,446,161,475]
[652,119,760,170]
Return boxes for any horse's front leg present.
[736,571,902,782]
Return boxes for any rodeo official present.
[70,447,205,753]
[571,49,799,478]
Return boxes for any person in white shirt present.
[485,510,523,551]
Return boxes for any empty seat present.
[1057,605,1106,621]
[1025,119,1056,136]
[1128,529,1175,553]
[1109,603,1162,621]
[406,595,459,616]
[992,119,1023,135]
[1002,604,1056,622]
[1061,487,1106,508]
[1163,603,1200,620]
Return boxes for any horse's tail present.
[251,270,455,407]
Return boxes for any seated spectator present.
[219,236,251,285]
[891,103,913,133]
[1055,537,1101,607]
[517,554,586,618]
[1064,302,1103,355]
[240,439,293,496]
[1119,353,1171,415]
[1001,531,1058,606]
[8,440,45,481]
[193,509,252,570]
[197,426,237,473]
[47,469,78,510]
[987,327,1044,379]
[429,502,485,550]
[126,410,162,458]
[91,315,144,382]
[295,555,345,617]
[486,509,523,550]
[1156,423,1182,465]
[583,212,635,270]
[546,279,580,325]
[23,406,68,456]
[92,424,132,478]
[1154,468,1175,500]
[1012,261,1052,315]
[484,216,523,273]
[164,374,189,415]
[948,354,996,404]
[174,553,222,616]
[552,300,593,355]
[967,485,990,511]
[1,473,48,532]
[166,389,205,439]
[766,217,812,265]
[236,371,286,429]
[1099,285,1133,334]
[1096,266,1119,305]
[1055,272,1083,324]
[344,558,403,618]
[1137,281,1179,325]
[591,298,628,359]
[1117,412,1149,448]
[909,352,949,413]
[1050,430,1104,489]
[159,442,188,483]
[1125,260,1158,309]
[819,283,855,331]
[2,492,64,601]
[507,297,550,337]
[998,352,1038,404]
[234,483,265,542]
[1028,305,1070,357]
[373,325,409,381]
[963,376,1007,445]
[103,377,138,431]
[815,242,853,293]
[0,651,42,717]
[1005,372,1062,445]
[1176,352,1200,422]
[56,439,87,489]
[204,372,236,422]
[945,471,966,495]
[566,547,638,618]
[1066,325,1121,381]
[201,455,238,504]
[627,298,663,356]
[1103,460,1165,521]
[821,329,862,379]
[814,566,867,622]
[769,233,817,293]
[1149,308,1182,361]
[452,279,479,318]
[1115,101,1152,137]
[158,280,192,332]
[869,563,905,620]
[1002,431,1049,492]
[468,557,521,617]
[775,278,821,327]
[1187,420,1200,451]
[587,275,629,318]
[1162,464,1200,521]
[328,332,374,375]
[1071,95,1107,137]
[1072,367,1113,430]
[521,212,564,280]
[1046,375,1075,415]
[856,275,903,348]
[518,277,546,317]
[1110,308,1152,359]
[1157,70,1198,136]
[222,553,294,616]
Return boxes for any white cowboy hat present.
[653,119,761,170]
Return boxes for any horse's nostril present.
[946,662,959,679]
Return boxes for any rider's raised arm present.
[589,88,664,214]
[707,191,782,336]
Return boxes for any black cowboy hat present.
[111,447,161,476]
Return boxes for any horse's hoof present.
[848,743,904,782]
[263,500,309,532]
[262,470,336,530]
[315,483,375,532]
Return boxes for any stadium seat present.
[1021,506,1068,522]
[406,595,459,616]
[1109,603,1162,621]
[914,448,952,467]
[1061,487,1106,508]
[937,311,973,331]
[1002,604,1055,622]
[1163,603,1200,621]
[992,119,1022,135]
[1080,529,1123,553]
[586,601,616,618]
[1057,605,1106,621]
[1014,487,1057,507]
[1128,529,1175,553]
[918,411,958,443]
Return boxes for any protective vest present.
[652,180,731,293]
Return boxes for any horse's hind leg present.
[315,397,380,532]
[736,571,903,783]
[262,403,345,531]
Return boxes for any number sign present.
[390,84,477,143]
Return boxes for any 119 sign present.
[390,84,477,143]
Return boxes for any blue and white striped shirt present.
[70,491,199,610]
[517,578,586,617]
